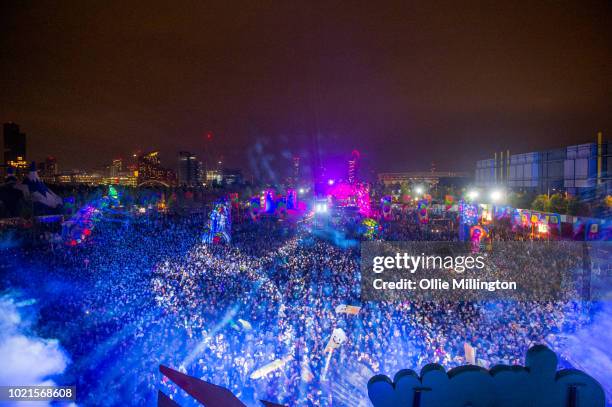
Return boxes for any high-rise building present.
[3,123,27,170]
[292,156,300,185]
[178,151,202,186]
[220,168,243,185]
[110,158,123,177]
[137,151,176,186]
[40,156,58,182]
[206,169,221,185]
[103,157,137,186]
[348,150,360,184]
[45,156,58,175]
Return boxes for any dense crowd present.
[1,208,595,406]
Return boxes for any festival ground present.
[2,212,609,406]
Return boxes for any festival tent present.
[15,162,63,214]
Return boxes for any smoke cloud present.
[0,295,72,406]
[559,302,612,401]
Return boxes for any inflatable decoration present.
[203,200,231,244]
[229,192,239,209]
[459,201,479,226]
[367,345,605,407]
[469,225,488,252]
[470,225,488,241]
[381,196,392,220]
[362,218,381,240]
[249,196,261,221]
[587,222,599,240]
[444,194,454,210]
[107,185,120,207]
[417,200,429,224]
[458,200,480,241]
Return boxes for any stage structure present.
[264,189,275,214]
[247,189,304,221]
[203,200,231,244]
[325,181,371,216]
[286,188,297,210]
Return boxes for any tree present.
[567,196,589,216]
[548,193,567,214]
[531,194,549,212]
[508,191,534,210]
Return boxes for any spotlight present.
[490,189,503,203]
[467,190,479,201]
[328,179,335,186]
[314,199,329,214]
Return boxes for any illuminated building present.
[220,168,243,185]
[101,157,137,186]
[178,151,203,186]
[102,175,137,187]
[6,157,28,171]
[73,172,103,185]
[378,171,470,187]
[205,168,243,186]
[206,170,221,185]
[137,151,176,187]
[56,171,103,185]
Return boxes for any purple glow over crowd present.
[1,2,611,406]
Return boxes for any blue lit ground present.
[1,218,610,406]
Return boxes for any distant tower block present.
[292,156,300,185]
[348,150,360,184]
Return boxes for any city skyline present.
[2,120,609,181]
[1,1,610,176]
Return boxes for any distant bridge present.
[137,180,170,188]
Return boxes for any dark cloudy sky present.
[1,1,610,180]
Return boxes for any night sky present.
[1,1,610,180]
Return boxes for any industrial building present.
[475,133,610,199]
